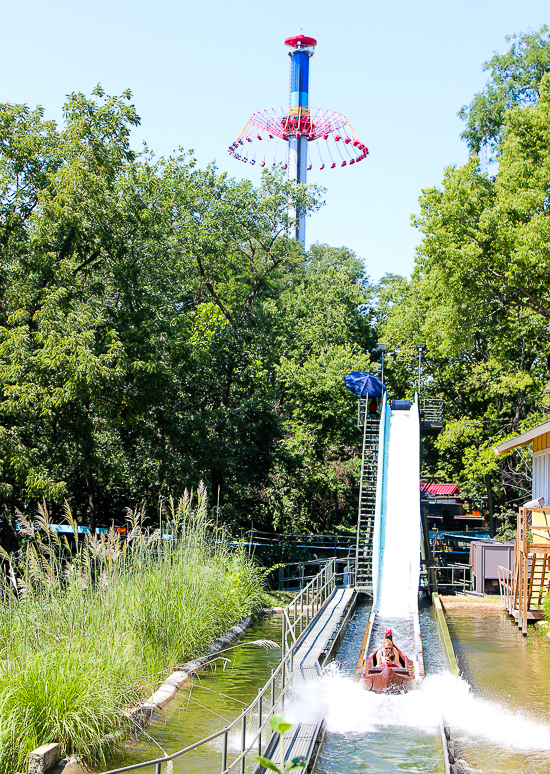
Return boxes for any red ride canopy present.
[284,34,317,48]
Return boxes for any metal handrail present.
[98,561,337,774]
[282,558,336,655]
[421,398,444,423]
[245,530,355,547]
[436,562,472,592]
[276,556,353,591]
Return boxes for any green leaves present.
[269,715,292,733]
[0,87,374,537]
[256,757,281,772]
[460,26,550,154]
[380,33,550,510]
[254,716,307,773]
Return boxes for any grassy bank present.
[0,485,265,772]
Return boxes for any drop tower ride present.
[228,34,368,246]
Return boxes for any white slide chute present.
[376,398,421,617]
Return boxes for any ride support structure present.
[355,397,381,592]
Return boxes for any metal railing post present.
[240,715,246,774]
[271,671,276,708]
[222,731,228,773]
[258,691,262,757]
[155,763,161,774]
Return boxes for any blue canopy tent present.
[344,371,385,398]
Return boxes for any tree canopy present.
[382,36,550,513]
[459,26,550,155]
[0,88,374,538]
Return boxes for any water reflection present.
[445,598,550,773]
[97,616,282,774]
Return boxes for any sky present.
[1,0,549,281]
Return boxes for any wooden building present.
[495,422,550,632]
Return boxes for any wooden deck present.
[499,506,550,633]
[254,586,356,773]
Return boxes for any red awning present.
[420,483,460,496]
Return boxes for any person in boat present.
[373,629,407,668]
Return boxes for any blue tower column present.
[284,35,316,246]
[288,135,308,243]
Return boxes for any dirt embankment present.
[439,595,503,611]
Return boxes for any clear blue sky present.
[2,1,549,281]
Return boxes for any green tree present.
[260,244,375,532]
[460,26,550,155]
[3,87,371,541]
[382,73,550,509]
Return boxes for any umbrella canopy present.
[344,371,385,399]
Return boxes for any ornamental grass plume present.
[0,485,265,771]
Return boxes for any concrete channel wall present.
[432,593,463,774]
[432,593,460,677]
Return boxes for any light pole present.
[417,345,426,398]
[377,342,387,386]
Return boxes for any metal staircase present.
[355,398,380,592]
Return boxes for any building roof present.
[420,482,460,496]
[494,420,550,455]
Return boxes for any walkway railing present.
[98,560,338,774]
[436,562,472,592]
[498,565,513,611]
[281,558,337,656]
[277,556,354,591]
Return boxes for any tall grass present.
[0,484,265,772]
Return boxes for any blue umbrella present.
[344,371,385,398]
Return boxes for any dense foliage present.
[0,87,374,539]
[381,27,550,515]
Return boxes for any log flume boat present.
[359,659,415,694]
[355,625,416,694]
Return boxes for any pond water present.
[444,600,550,774]
[97,615,283,774]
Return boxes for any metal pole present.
[485,473,495,538]
[240,715,246,774]
[381,349,385,386]
[416,345,425,398]
[271,671,276,707]
[155,763,161,774]
[222,731,228,773]
[258,691,262,757]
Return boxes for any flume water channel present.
[91,596,550,774]
[310,600,446,774]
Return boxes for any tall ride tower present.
[228,34,368,246]
[285,34,316,243]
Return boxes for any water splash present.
[286,669,550,752]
